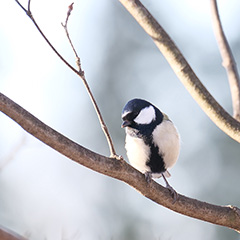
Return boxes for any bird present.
[121,98,180,201]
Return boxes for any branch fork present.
[3,0,240,237]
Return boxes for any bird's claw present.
[166,184,178,204]
[144,172,152,183]
[162,173,178,204]
[145,172,178,203]
[110,154,124,160]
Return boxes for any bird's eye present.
[122,111,138,122]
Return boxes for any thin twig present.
[27,0,31,13]
[14,0,27,13]
[62,3,74,28]
[14,0,117,157]
[210,0,240,121]
[118,0,240,143]
[61,2,117,157]
[61,3,82,72]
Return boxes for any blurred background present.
[0,0,240,239]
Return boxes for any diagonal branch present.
[210,0,240,121]
[0,92,240,232]
[14,0,117,158]
[0,225,26,240]
[9,0,240,233]
[118,0,240,143]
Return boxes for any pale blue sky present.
[0,1,240,239]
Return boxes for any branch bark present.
[210,0,240,121]
[6,0,240,234]
[0,225,26,240]
[118,0,240,143]
[0,92,240,232]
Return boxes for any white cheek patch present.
[134,106,156,125]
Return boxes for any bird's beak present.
[121,120,131,128]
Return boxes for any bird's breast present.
[125,130,151,174]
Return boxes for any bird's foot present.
[165,184,178,204]
[162,173,178,204]
[110,154,124,160]
[144,172,152,183]
[145,172,178,203]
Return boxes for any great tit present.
[121,98,180,200]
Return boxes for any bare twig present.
[14,0,117,157]
[62,3,74,28]
[118,0,240,143]
[27,0,31,13]
[61,3,82,72]
[0,92,240,232]
[61,2,117,157]
[210,0,240,121]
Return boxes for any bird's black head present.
[121,99,163,134]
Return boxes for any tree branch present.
[60,3,118,158]
[61,3,83,75]
[210,0,240,121]
[118,0,240,143]
[0,92,240,232]
[0,225,26,240]
[14,0,117,158]
[8,0,240,233]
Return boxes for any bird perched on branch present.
[121,98,180,201]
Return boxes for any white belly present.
[125,120,180,175]
[125,133,151,174]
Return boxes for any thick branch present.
[118,0,240,143]
[0,92,240,232]
[210,0,240,120]
[0,225,26,240]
